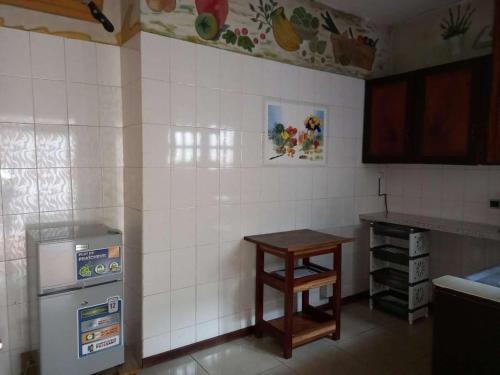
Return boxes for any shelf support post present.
[255,245,264,338]
[283,253,295,358]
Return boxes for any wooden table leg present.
[332,245,342,340]
[255,245,264,338]
[302,257,310,311]
[283,253,294,358]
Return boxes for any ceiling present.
[320,0,460,25]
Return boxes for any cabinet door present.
[416,61,480,164]
[363,76,412,163]
[488,1,500,164]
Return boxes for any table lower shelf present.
[262,310,336,347]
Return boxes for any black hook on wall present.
[81,0,115,32]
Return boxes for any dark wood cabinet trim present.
[362,72,415,163]
[363,56,492,165]
[488,0,500,163]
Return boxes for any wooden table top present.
[244,229,352,253]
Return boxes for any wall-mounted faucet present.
[81,0,115,32]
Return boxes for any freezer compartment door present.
[38,241,76,294]
[39,281,124,375]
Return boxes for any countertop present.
[359,212,500,242]
[433,275,500,303]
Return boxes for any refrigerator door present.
[39,281,124,375]
[38,240,76,294]
[37,235,123,295]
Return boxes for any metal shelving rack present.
[369,221,430,324]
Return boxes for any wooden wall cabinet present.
[487,0,500,163]
[362,75,413,163]
[363,56,493,164]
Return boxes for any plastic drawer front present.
[370,253,430,284]
[370,278,430,311]
[370,226,430,258]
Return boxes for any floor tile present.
[139,356,208,375]
[255,364,297,374]
[191,339,282,375]
[139,301,433,375]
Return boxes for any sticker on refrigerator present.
[76,246,121,280]
[78,297,122,358]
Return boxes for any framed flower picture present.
[264,99,328,165]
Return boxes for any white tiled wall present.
[0,27,123,374]
[137,32,382,358]
[384,164,500,280]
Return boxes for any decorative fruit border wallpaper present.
[391,0,494,74]
[264,99,327,165]
[141,0,392,78]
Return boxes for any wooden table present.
[244,229,353,358]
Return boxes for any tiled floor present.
[140,301,432,375]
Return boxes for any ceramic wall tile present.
[219,50,242,92]
[171,83,196,127]
[241,168,261,203]
[100,127,123,167]
[0,262,7,306]
[69,126,100,167]
[142,78,170,125]
[219,91,242,130]
[196,45,220,89]
[240,94,263,133]
[196,205,219,246]
[30,32,65,80]
[172,127,196,167]
[171,247,196,290]
[170,208,195,249]
[220,205,241,242]
[99,86,123,127]
[5,259,27,306]
[141,33,170,82]
[71,167,102,209]
[220,168,240,204]
[196,281,218,323]
[241,132,262,167]
[143,167,170,210]
[3,213,38,260]
[96,44,121,87]
[220,241,240,280]
[35,124,70,168]
[143,291,171,338]
[196,168,219,206]
[143,252,171,296]
[196,87,220,129]
[67,83,99,126]
[196,319,219,342]
[220,130,241,168]
[170,326,195,350]
[64,39,97,84]
[170,286,196,330]
[196,244,219,285]
[143,332,171,357]
[196,127,219,168]
[170,39,196,85]
[38,168,72,212]
[171,168,196,209]
[0,76,33,123]
[102,168,124,207]
[33,79,68,124]
[143,210,171,253]
[143,124,170,167]
[1,169,38,215]
[0,27,30,77]
[0,123,36,168]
